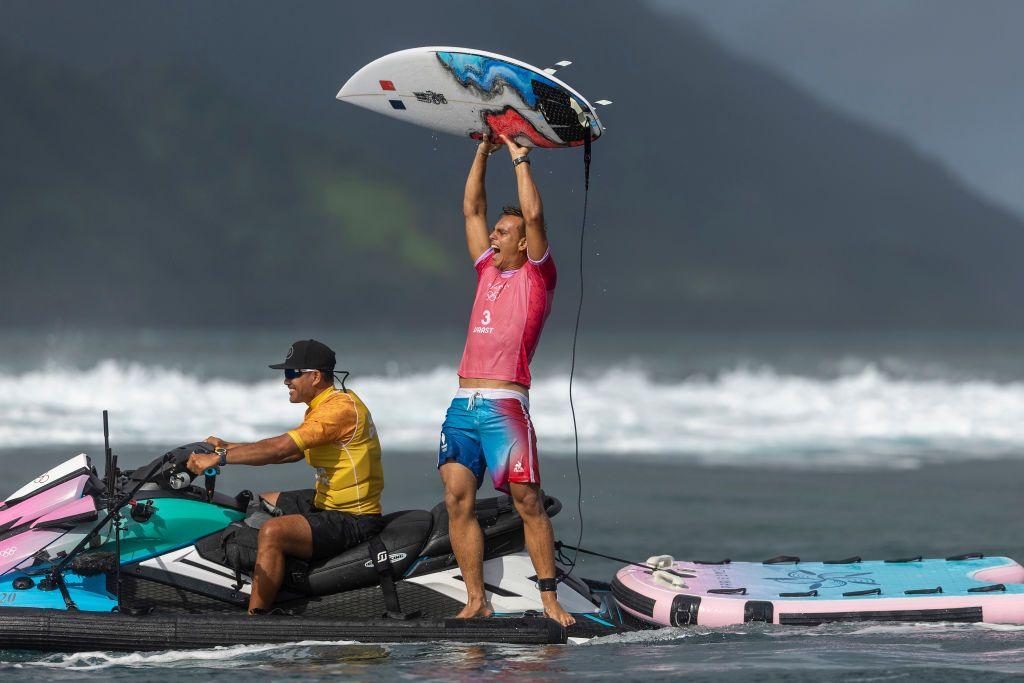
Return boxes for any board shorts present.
[273,489,384,559]
[437,388,540,493]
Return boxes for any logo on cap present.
[286,345,295,360]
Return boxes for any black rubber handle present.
[946,553,984,561]
[968,584,1006,593]
[763,556,800,565]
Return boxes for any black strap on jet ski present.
[368,536,418,620]
[475,495,515,527]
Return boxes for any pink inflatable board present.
[613,554,1024,627]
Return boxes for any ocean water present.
[3,328,1024,680]
[6,328,1024,468]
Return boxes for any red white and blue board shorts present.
[438,388,540,493]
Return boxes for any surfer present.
[437,134,574,626]
[187,339,385,614]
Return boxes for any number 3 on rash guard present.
[457,247,557,388]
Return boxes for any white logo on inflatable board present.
[363,552,407,568]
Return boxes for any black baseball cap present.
[268,339,336,371]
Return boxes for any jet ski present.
[0,432,631,651]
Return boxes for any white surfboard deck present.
[4,454,91,506]
[337,46,605,148]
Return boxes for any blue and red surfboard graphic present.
[436,51,593,147]
[378,79,405,109]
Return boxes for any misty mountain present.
[2,1,1023,330]
[1,46,458,326]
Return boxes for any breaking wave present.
[3,360,1024,468]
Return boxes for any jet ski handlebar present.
[125,442,217,493]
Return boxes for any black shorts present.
[273,489,384,559]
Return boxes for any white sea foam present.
[3,360,1024,467]
[23,641,358,670]
[583,626,693,645]
[849,622,1024,636]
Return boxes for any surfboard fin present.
[568,98,590,127]
[542,60,573,75]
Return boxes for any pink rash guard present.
[457,248,557,388]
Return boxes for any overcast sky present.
[654,0,1024,217]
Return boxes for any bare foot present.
[540,593,576,627]
[454,598,493,619]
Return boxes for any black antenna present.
[103,410,112,503]
[103,411,123,609]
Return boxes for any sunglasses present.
[284,369,318,380]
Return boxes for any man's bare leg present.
[440,463,493,618]
[248,514,313,613]
[508,482,576,627]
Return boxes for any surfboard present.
[613,554,1024,627]
[337,46,606,148]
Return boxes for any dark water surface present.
[1,449,1023,680]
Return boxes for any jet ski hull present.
[0,607,567,650]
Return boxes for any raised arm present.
[499,134,547,260]
[463,140,500,261]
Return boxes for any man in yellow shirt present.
[188,339,384,613]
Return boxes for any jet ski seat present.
[286,494,561,595]
[293,509,433,595]
[419,494,561,559]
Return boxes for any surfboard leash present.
[563,125,593,581]
[556,542,694,580]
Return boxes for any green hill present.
[3,1,1024,330]
[1,47,456,326]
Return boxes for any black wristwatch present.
[513,155,531,167]
[215,447,228,467]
